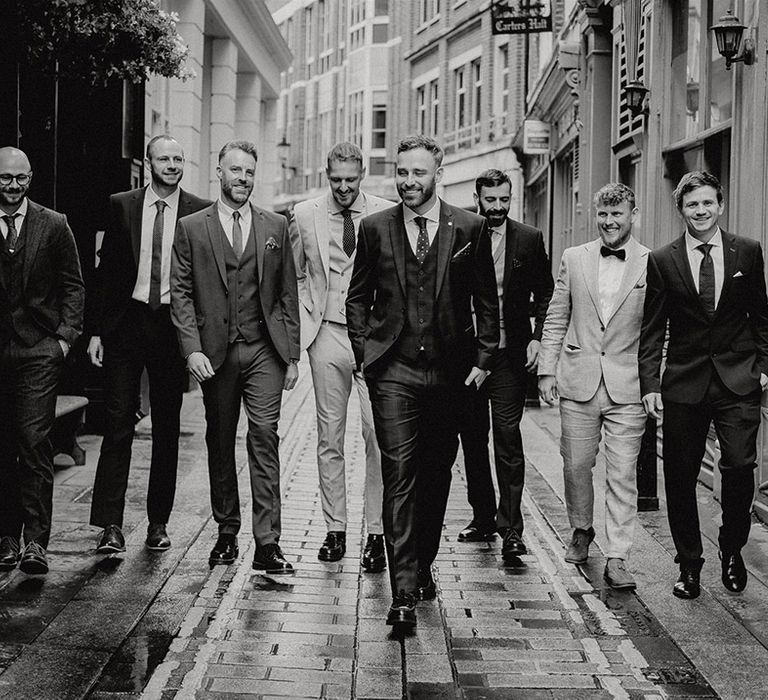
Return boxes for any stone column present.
[209,38,238,197]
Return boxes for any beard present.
[397,180,435,210]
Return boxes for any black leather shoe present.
[318,531,346,562]
[209,534,238,566]
[416,567,436,600]
[386,591,417,627]
[673,568,701,599]
[19,542,48,575]
[0,536,20,571]
[720,550,747,593]
[253,543,294,574]
[457,521,496,542]
[96,524,126,554]
[502,529,528,559]
[361,534,386,572]
[146,523,171,551]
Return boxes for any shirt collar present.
[685,228,722,252]
[491,222,506,236]
[217,198,250,220]
[329,192,364,215]
[4,198,28,220]
[403,198,441,225]
[145,184,180,210]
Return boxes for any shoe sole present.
[604,576,636,591]
[672,588,700,599]
[146,543,171,551]
[386,614,417,627]
[96,545,126,554]
[362,562,386,573]
[457,533,496,542]
[252,565,294,575]
[19,559,48,575]
[565,553,588,564]
[317,552,344,562]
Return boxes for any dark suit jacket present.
[498,218,553,363]
[345,200,499,377]
[170,202,300,371]
[639,231,768,404]
[93,186,210,337]
[0,199,84,347]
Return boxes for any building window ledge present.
[662,121,732,155]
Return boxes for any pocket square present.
[451,242,471,260]
[733,271,744,278]
[266,236,280,250]
[511,257,523,270]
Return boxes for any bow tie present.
[600,245,626,261]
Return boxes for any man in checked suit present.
[171,140,300,574]
[289,142,389,571]
[88,135,210,555]
[640,171,768,599]
[538,183,649,591]
[346,135,499,627]
[0,146,84,575]
[457,169,553,560]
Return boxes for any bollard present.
[636,416,659,511]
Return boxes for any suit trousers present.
[90,302,186,528]
[308,321,383,534]
[367,356,461,596]
[559,381,645,560]
[201,336,285,546]
[460,352,528,534]
[0,336,65,547]
[663,373,760,567]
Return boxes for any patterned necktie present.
[414,216,429,264]
[232,210,243,259]
[3,213,19,252]
[697,243,715,316]
[148,200,167,311]
[342,209,355,257]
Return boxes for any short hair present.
[218,140,258,163]
[475,169,512,197]
[397,134,443,167]
[673,171,723,209]
[146,135,180,159]
[326,141,363,170]
[593,182,636,210]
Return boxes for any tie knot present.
[155,200,167,212]
[232,210,241,221]
[698,243,712,256]
[414,216,427,230]
[341,208,352,219]
[2,214,17,225]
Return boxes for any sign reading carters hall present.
[491,0,553,35]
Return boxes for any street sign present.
[522,120,551,154]
[492,0,553,35]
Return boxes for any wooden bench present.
[52,395,89,466]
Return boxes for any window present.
[454,67,466,129]
[497,43,510,115]
[349,91,364,147]
[472,59,482,125]
[372,103,387,149]
[369,157,387,175]
[430,80,439,137]
[304,6,313,61]
[372,23,388,44]
[417,85,427,134]
[375,0,389,16]
[419,0,441,25]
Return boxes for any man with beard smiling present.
[538,183,648,591]
[88,135,210,556]
[346,135,498,627]
[171,140,300,574]
[0,147,84,575]
[457,169,553,562]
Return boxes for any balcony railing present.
[488,112,512,141]
[444,122,481,155]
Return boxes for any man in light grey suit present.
[289,142,391,571]
[538,183,649,590]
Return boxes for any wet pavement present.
[1,361,768,698]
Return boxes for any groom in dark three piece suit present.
[346,135,499,627]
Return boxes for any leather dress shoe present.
[604,558,636,590]
[19,541,48,575]
[209,534,238,566]
[318,531,346,562]
[361,534,386,572]
[0,536,21,571]
[673,567,701,599]
[253,543,294,574]
[502,529,528,559]
[146,523,171,551]
[416,567,437,600]
[96,524,126,554]
[386,591,417,627]
[565,527,594,564]
[720,550,747,593]
[457,521,496,542]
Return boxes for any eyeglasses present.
[0,174,31,186]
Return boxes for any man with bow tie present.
[639,171,768,600]
[538,183,649,591]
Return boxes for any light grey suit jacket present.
[538,236,649,404]
[289,191,392,351]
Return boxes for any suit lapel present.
[252,205,266,284]
[605,238,647,324]
[669,235,704,314]
[129,189,144,264]
[389,205,407,296]
[206,205,228,289]
[581,240,604,323]
[315,199,330,279]
[22,201,44,290]
[177,189,194,219]
[502,219,519,291]
[716,231,738,317]
[435,201,455,299]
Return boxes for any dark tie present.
[232,210,243,259]
[698,243,715,316]
[600,245,626,261]
[3,213,19,252]
[414,216,429,264]
[148,200,167,311]
[342,209,355,257]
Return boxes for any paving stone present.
[355,666,403,699]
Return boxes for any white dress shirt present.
[685,228,724,308]
[132,186,180,305]
[0,197,28,240]
[403,199,440,255]
[598,239,630,319]
[217,198,252,250]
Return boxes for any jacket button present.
[601,351,605,356]
[600,326,605,332]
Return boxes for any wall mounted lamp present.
[623,80,648,117]
[277,134,297,173]
[710,9,756,70]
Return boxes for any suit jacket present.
[0,199,84,348]
[497,218,554,362]
[638,231,768,404]
[289,190,392,351]
[345,199,499,377]
[538,236,649,404]
[93,186,210,337]
[170,202,300,371]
